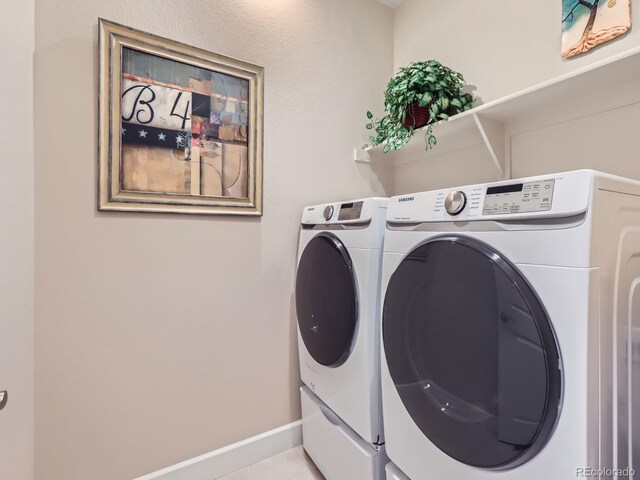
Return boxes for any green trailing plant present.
[364,60,474,153]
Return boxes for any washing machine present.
[296,197,388,480]
[380,170,640,479]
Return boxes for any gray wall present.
[34,1,393,479]
[0,0,34,479]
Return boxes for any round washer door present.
[296,233,358,367]
[383,236,562,469]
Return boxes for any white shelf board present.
[366,112,483,166]
[476,44,640,122]
[362,44,640,175]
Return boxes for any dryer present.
[380,170,640,479]
[296,197,388,480]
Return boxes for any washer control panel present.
[338,201,363,221]
[302,198,387,226]
[482,179,555,215]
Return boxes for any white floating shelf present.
[361,44,640,179]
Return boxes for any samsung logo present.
[398,196,414,202]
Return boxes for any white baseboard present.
[133,420,303,480]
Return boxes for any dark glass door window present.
[296,233,357,367]
[383,236,562,469]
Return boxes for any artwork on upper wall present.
[562,0,631,58]
[98,19,264,215]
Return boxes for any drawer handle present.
[318,403,341,426]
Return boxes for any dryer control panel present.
[482,179,555,215]
[387,170,593,223]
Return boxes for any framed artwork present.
[98,19,264,215]
[562,0,631,58]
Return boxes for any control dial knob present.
[323,205,334,220]
[444,190,467,216]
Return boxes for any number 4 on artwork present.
[170,91,191,130]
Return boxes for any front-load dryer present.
[380,170,640,479]
[296,197,388,480]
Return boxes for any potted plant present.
[364,60,475,153]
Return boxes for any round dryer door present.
[296,233,358,367]
[383,236,562,469]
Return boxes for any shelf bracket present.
[473,113,508,179]
[354,147,373,164]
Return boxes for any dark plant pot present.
[403,101,430,129]
[403,101,458,129]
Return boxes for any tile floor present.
[218,446,325,480]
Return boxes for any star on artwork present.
[175,133,186,148]
[121,127,126,136]
[139,129,148,138]
[158,132,166,141]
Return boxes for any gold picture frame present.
[98,19,264,215]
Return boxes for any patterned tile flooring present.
[218,446,325,480]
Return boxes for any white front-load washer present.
[380,170,640,479]
[296,197,388,480]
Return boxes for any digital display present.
[338,201,363,221]
[486,183,524,195]
[482,179,554,215]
